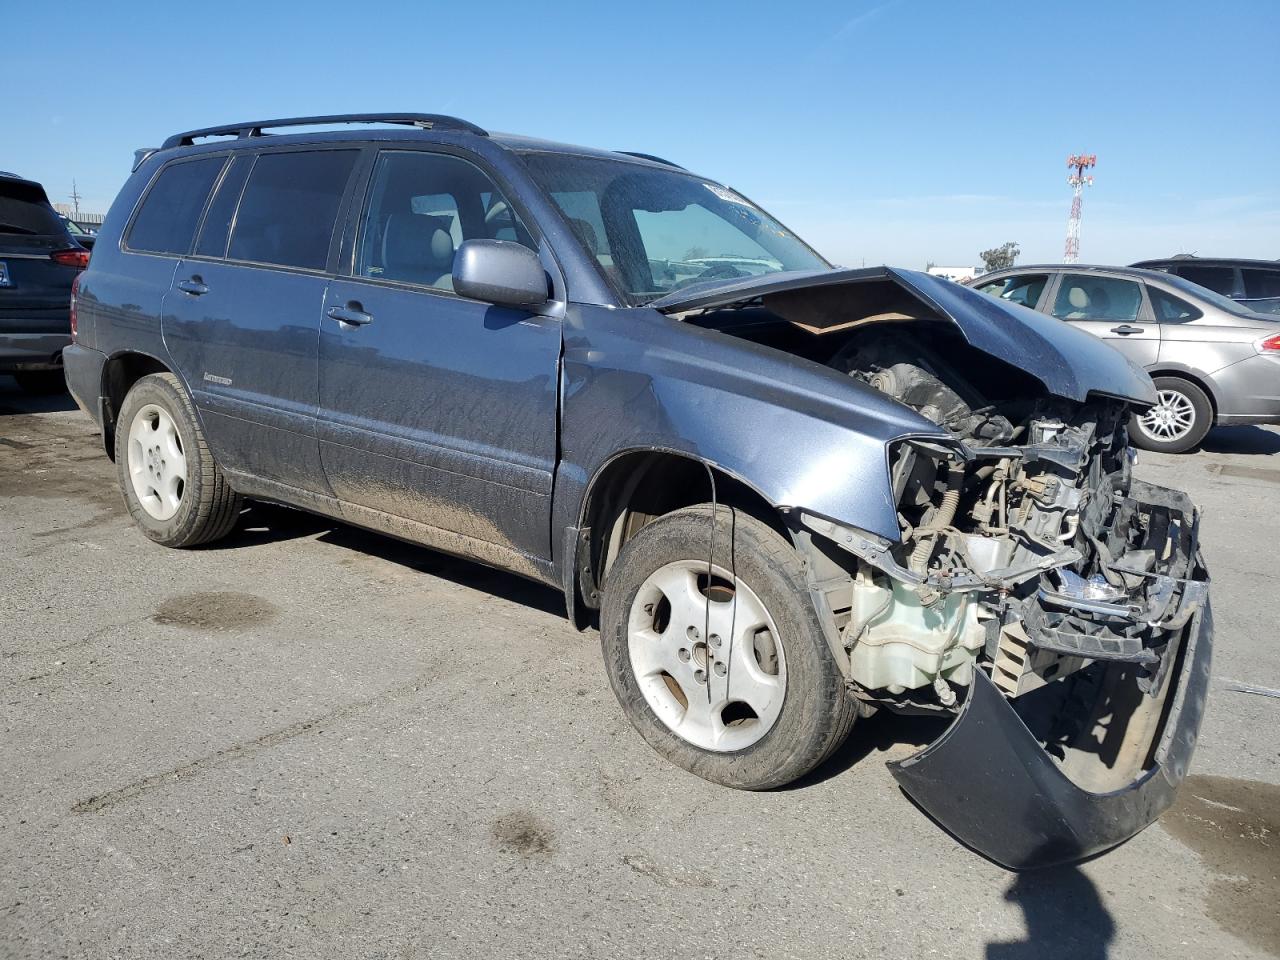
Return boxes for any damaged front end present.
[800,335,1211,870]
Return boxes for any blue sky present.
[9,0,1278,267]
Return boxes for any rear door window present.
[1051,275,1143,322]
[974,274,1047,309]
[0,179,65,237]
[194,155,252,258]
[228,150,359,271]
[127,157,225,255]
[1176,265,1237,297]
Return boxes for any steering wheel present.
[668,262,747,291]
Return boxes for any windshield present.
[520,153,829,304]
[1158,272,1264,318]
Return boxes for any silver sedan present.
[974,264,1280,453]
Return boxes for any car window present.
[227,150,358,271]
[195,155,252,258]
[0,178,66,237]
[1243,269,1280,299]
[975,274,1047,308]
[355,151,534,291]
[521,152,828,303]
[1051,275,1143,322]
[1147,287,1202,323]
[1176,265,1236,297]
[127,157,225,255]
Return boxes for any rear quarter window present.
[127,157,225,255]
[227,150,358,271]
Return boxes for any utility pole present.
[1063,154,1095,263]
[70,180,82,219]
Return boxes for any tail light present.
[70,273,81,341]
[51,247,90,268]
[1258,332,1280,353]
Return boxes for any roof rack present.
[161,113,488,150]
[615,151,685,170]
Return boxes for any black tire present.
[114,372,242,547]
[600,504,857,790]
[14,370,67,395]
[1128,376,1212,454]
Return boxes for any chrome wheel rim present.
[1138,389,1196,443]
[127,404,188,520]
[627,560,786,752]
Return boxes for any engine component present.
[844,572,987,693]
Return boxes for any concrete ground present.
[1,375,1277,960]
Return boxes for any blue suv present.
[64,114,1211,869]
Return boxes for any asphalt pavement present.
[2,375,1277,960]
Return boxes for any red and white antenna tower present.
[1063,154,1096,263]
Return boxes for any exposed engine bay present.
[685,280,1206,786]
[826,329,1203,712]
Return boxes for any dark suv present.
[1132,256,1280,317]
[64,114,1211,869]
[0,172,90,392]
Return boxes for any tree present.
[979,241,1020,273]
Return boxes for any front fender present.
[551,304,946,573]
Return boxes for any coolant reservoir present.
[848,578,986,693]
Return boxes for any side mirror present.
[452,239,548,308]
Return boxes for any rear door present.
[163,147,360,493]
[317,148,561,568]
[1047,272,1160,366]
[0,177,83,356]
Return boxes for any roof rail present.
[615,151,685,170]
[160,113,488,150]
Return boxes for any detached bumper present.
[888,590,1212,870]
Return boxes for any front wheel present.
[600,504,857,790]
[115,372,242,547]
[1129,377,1212,454]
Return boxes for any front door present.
[317,149,560,568]
[1048,272,1160,366]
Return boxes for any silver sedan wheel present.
[1137,388,1197,443]
[627,560,786,752]
[126,403,188,521]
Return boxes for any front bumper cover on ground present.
[888,578,1212,871]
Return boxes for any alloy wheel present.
[126,403,188,520]
[1137,389,1196,443]
[627,559,786,752]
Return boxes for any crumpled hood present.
[652,266,1158,407]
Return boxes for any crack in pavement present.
[71,671,436,814]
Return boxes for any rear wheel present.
[600,504,856,790]
[1129,377,1212,454]
[115,373,242,547]
[14,370,67,394]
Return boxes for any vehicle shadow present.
[211,501,568,618]
[1199,424,1280,455]
[784,710,950,789]
[985,861,1116,959]
[0,376,78,416]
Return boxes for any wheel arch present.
[1144,365,1220,418]
[566,448,790,629]
[99,350,180,460]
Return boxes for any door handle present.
[1110,324,1144,335]
[327,303,373,327]
[177,277,209,296]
